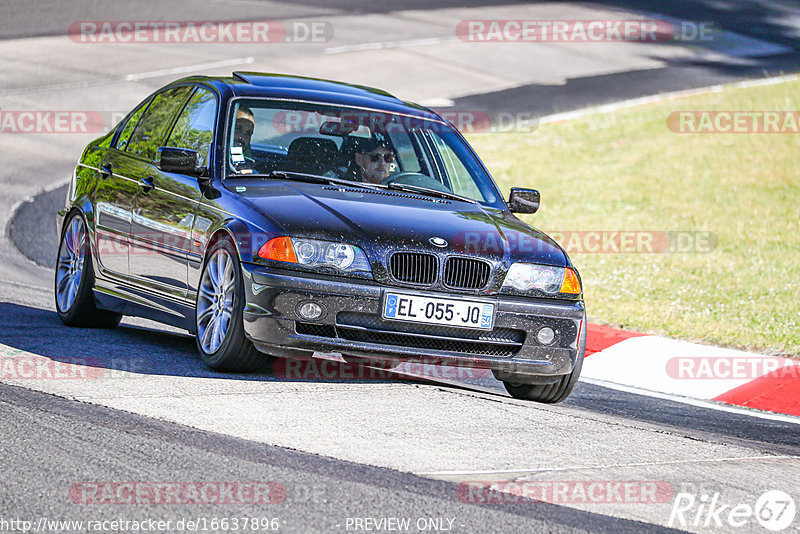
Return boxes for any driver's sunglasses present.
[368,152,394,164]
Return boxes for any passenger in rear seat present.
[232,106,255,159]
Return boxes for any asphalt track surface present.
[2,1,800,533]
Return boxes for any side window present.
[125,86,192,160]
[166,88,217,166]
[115,99,151,151]
[429,132,484,201]
[387,129,421,174]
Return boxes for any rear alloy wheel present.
[55,213,122,328]
[502,313,586,403]
[195,237,271,372]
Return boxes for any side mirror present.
[157,146,203,176]
[508,188,540,214]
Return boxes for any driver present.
[346,134,395,184]
[231,106,255,172]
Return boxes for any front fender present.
[188,214,281,298]
[203,217,280,264]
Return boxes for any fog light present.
[297,302,323,320]
[536,327,555,345]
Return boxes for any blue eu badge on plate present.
[385,294,398,318]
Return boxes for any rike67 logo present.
[669,490,796,531]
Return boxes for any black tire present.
[54,213,122,328]
[195,236,272,372]
[503,313,587,403]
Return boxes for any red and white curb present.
[583,324,800,421]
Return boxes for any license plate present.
[383,292,495,330]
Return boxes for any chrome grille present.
[389,252,438,285]
[443,257,491,289]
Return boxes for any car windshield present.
[225,98,502,206]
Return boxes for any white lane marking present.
[0,57,257,96]
[581,377,800,425]
[538,73,800,125]
[324,37,458,54]
[123,56,255,81]
[323,15,791,60]
[420,455,800,477]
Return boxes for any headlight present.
[258,236,371,273]
[501,263,581,295]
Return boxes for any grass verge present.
[468,78,800,356]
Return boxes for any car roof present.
[175,72,444,121]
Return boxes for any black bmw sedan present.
[55,72,585,403]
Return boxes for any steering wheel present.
[381,172,426,184]
[381,172,451,193]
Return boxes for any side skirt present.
[93,283,196,333]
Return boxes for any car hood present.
[235,181,567,267]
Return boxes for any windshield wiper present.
[236,171,477,203]
[247,171,383,191]
[386,182,477,204]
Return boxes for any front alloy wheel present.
[197,246,235,355]
[195,237,270,372]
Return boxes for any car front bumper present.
[241,263,585,378]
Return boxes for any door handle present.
[140,176,155,194]
[99,163,112,180]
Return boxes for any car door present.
[93,98,152,277]
[128,86,214,300]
